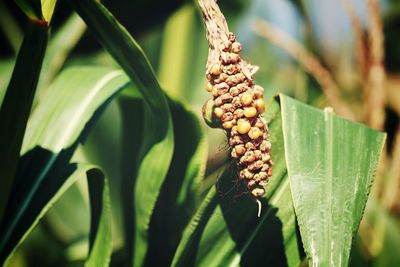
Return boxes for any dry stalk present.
[199,0,273,217]
[366,0,386,130]
[253,19,355,120]
[342,0,369,85]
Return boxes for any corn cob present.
[199,0,273,217]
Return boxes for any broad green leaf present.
[280,94,386,267]
[0,67,129,265]
[37,13,87,97]
[144,96,208,267]
[1,164,111,267]
[0,21,48,221]
[172,97,303,267]
[66,1,175,265]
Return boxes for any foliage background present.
[0,0,399,266]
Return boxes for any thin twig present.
[253,19,355,120]
[366,0,386,130]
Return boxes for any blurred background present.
[1,0,400,266]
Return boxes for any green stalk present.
[0,19,49,222]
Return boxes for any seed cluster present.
[204,32,273,200]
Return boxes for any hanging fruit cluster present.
[204,32,273,204]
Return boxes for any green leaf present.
[172,97,304,267]
[280,94,386,266]
[0,21,48,221]
[41,0,57,23]
[66,0,175,265]
[85,168,112,267]
[0,164,111,267]
[0,67,129,265]
[144,96,208,266]
[37,13,87,96]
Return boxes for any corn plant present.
[0,0,393,266]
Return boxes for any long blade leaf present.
[66,1,175,265]
[0,20,48,221]
[280,94,386,266]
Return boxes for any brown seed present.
[215,93,233,106]
[229,86,239,96]
[237,83,248,93]
[213,107,223,118]
[221,112,233,122]
[240,169,254,179]
[209,64,221,76]
[240,92,253,106]
[262,153,271,162]
[230,135,243,145]
[228,32,236,42]
[232,97,241,108]
[221,103,234,113]
[248,160,263,171]
[248,127,262,139]
[237,119,251,134]
[206,82,213,92]
[235,144,246,155]
[226,75,239,86]
[251,187,265,197]
[254,150,262,159]
[254,118,265,128]
[260,140,272,151]
[214,73,228,83]
[215,82,229,93]
[231,42,242,53]
[245,142,256,150]
[244,106,257,118]
[235,73,246,83]
[233,108,244,119]
[211,88,219,97]
[228,53,240,63]
[224,64,241,75]
[243,151,256,163]
[247,180,257,188]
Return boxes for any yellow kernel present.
[253,85,264,92]
[254,98,265,113]
[209,64,221,75]
[248,127,262,139]
[237,119,251,134]
[251,187,265,197]
[206,82,213,92]
[214,107,223,118]
[244,106,257,118]
[240,92,253,106]
[222,120,235,129]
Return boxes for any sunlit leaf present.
[66,1,175,265]
[0,67,129,266]
[280,94,386,267]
